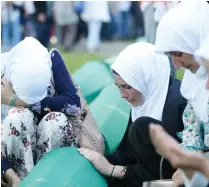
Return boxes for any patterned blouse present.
[29,50,81,118]
[178,101,209,152]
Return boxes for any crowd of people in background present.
[1,1,178,53]
[2,1,209,187]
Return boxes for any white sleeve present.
[190,172,209,187]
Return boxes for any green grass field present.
[59,49,184,80]
[60,50,102,73]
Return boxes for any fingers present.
[78,148,97,162]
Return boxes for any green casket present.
[73,61,113,103]
[20,147,107,187]
[90,84,130,155]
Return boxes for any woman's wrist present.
[112,165,126,178]
[4,168,16,181]
[15,98,28,107]
[7,95,28,107]
[4,169,21,184]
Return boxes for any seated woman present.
[78,42,187,187]
[1,37,81,185]
[154,0,209,184]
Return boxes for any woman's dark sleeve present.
[30,50,81,117]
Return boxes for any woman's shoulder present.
[166,76,185,103]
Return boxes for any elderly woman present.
[149,35,209,187]
[79,42,187,187]
[154,0,209,185]
[1,37,81,185]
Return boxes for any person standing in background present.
[33,1,49,48]
[81,1,110,53]
[130,1,145,39]
[1,1,22,52]
[53,1,78,51]
[117,1,131,40]
[21,1,36,38]
[74,1,87,44]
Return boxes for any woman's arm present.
[1,51,81,117]
[78,148,127,179]
[30,49,81,117]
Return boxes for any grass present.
[57,47,185,80]
[176,69,185,80]
[60,50,102,73]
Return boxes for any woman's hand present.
[172,169,184,186]
[1,78,15,105]
[4,168,21,187]
[11,175,21,187]
[78,148,114,176]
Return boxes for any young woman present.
[79,42,187,187]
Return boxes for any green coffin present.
[72,61,113,103]
[101,56,116,71]
[20,147,107,187]
[90,84,130,155]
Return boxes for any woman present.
[79,42,187,187]
[1,37,81,184]
[81,1,110,53]
[53,1,78,51]
[154,0,209,185]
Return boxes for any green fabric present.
[20,147,107,187]
[72,61,113,103]
[90,84,130,155]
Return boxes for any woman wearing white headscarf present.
[1,37,80,183]
[78,42,187,187]
[155,0,209,151]
[154,0,209,185]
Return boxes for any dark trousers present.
[35,21,49,48]
[60,24,77,51]
[107,116,182,187]
[74,12,87,44]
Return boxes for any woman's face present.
[113,74,144,107]
[165,51,200,73]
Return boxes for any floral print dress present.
[178,101,209,152]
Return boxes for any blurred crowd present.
[1,1,178,53]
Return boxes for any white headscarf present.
[154,0,209,122]
[1,37,52,119]
[193,36,209,122]
[155,0,209,55]
[111,42,170,122]
[195,35,209,65]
